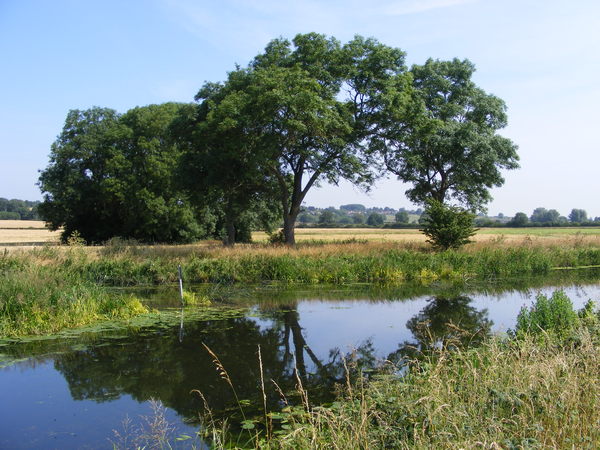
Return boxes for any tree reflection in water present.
[387,295,493,365]
[50,305,375,425]
[9,295,492,429]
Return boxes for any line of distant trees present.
[296,205,600,228]
[0,198,40,220]
[297,205,422,228]
[477,207,600,228]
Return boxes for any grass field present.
[3,220,600,249]
[254,227,600,246]
[0,220,60,246]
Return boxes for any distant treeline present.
[0,198,40,220]
[297,205,600,228]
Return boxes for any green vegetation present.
[0,198,40,220]
[515,290,599,341]
[420,200,477,250]
[379,58,519,211]
[4,240,600,338]
[37,33,519,246]
[38,104,212,244]
[0,251,148,337]
[8,241,600,287]
[204,293,600,449]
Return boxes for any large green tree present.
[38,104,208,243]
[193,33,407,245]
[178,75,281,246]
[379,58,519,212]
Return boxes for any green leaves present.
[381,58,519,212]
[39,104,207,244]
[420,200,477,250]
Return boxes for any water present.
[1,276,599,448]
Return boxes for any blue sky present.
[1,0,599,217]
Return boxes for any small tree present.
[420,200,477,250]
[508,212,529,227]
[395,210,410,224]
[367,212,385,227]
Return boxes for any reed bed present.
[267,332,600,449]
[0,250,148,338]
[201,295,600,449]
[5,240,600,287]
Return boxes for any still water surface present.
[1,275,599,449]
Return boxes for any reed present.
[6,242,600,287]
[202,296,600,449]
[0,251,148,338]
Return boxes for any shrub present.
[515,290,580,339]
[420,200,477,250]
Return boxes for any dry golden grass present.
[3,225,600,255]
[0,220,60,246]
[255,227,600,247]
[0,220,47,229]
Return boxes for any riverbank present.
[0,252,148,337]
[3,241,600,337]
[10,240,600,286]
[208,293,600,449]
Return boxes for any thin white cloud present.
[382,0,476,16]
[152,79,198,103]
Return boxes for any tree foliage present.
[38,104,208,243]
[530,207,560,224]
[367,212,385,226]
[379,58,519,212]
[0,198,40,220]
[395,210,410,224]
[508,212,529,227]
[569,208,588,223]
[177,79,281,245]
[37,36,521,246]
[192,33,407,244]
[420,200,477,250]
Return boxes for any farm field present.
[255,226,600,246]
[0,220,60,246]
[3,220,600,249]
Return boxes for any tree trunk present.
[283,213,296,245]
[223,216,236,246]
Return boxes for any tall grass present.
[4,241,600,338]
[201,294,600,448]
[0,250,148,338]
[6,242,600,287]
[76,245,600,285]
[268,332,599,449]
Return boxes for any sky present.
[1,0,599,217]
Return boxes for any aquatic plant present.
[0,259,149,338]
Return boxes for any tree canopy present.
[190,33,407,244]
[530,207,561,224]
[569,208,588,223]
[37,35,520,246]
[379,58,519,212]
[38,104,209,243]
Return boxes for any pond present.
[1,272,599,449]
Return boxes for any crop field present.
[254,227,600,247]
[3,221,600,250]
[0,220,61,246]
